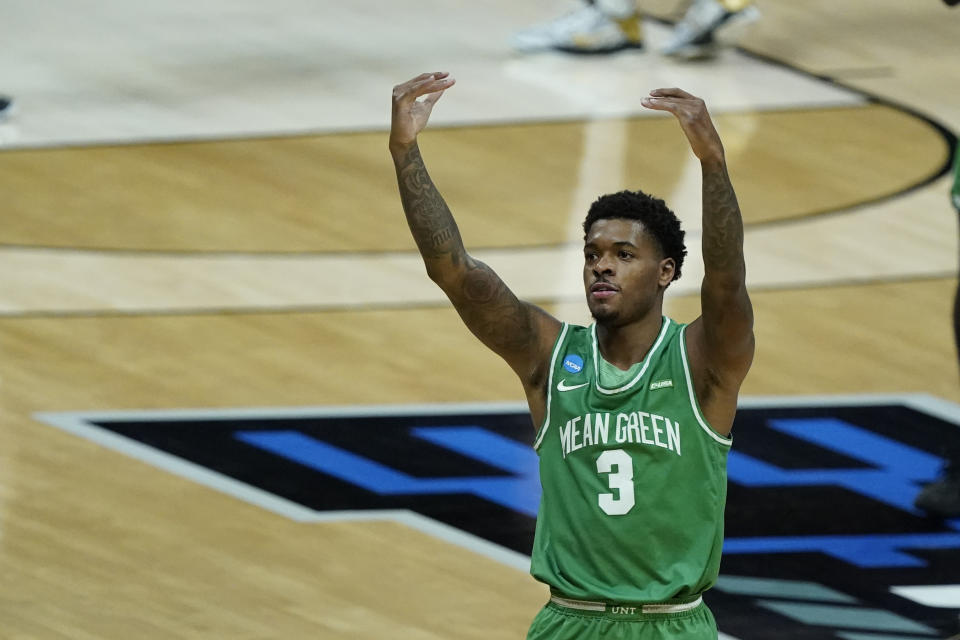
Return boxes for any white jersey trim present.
[679,324,733,447]
[534,322,569,451]
[592,318,671,395]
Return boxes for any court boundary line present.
[2,270,956,320]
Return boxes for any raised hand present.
[389,72,456,150]
[641,88,724,165]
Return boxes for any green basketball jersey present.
[530,317,732,603]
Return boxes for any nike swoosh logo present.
[557,379,589,392]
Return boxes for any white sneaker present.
[661,0,760,60]
[512,4,643,54]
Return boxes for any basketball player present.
[390,72,754,638]
[913,0,960,519]
[914,145,960,517]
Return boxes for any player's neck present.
[596,312,664,371]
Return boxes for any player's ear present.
[658,258,675,287]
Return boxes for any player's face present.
[583,218,675,326]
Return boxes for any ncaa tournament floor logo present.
[36,394,960,639]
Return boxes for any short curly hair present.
[582,190,687,281]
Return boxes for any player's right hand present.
[390,72,455,150]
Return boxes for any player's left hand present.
[641,88,724,164]
[390,72,455,150]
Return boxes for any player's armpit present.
[685,306,754,435]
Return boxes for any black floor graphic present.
[43,398,960,639]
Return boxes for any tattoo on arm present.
[701,163,745,276]
[394,143,465,265]
[392,143,547,374]
[457,260,533,355]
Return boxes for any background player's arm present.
[641,89,755,434]
[389,73,561,395]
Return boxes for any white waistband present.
[550,594,703,614]
[550,595,606,611]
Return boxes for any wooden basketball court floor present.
[0,0,958,637]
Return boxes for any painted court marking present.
[36,393,960,638]
[35,393,960,566]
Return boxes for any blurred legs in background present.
[512,0,759,58]
[512,0,643,53]
[661,0,760,60]
[0,95,13,120]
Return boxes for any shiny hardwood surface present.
[0,0,957,637]
[0,105,946,252]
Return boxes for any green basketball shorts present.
[526,594,717,640]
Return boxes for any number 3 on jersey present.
[596,449,635,516]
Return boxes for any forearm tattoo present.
[393,144,535,359]
[701,163,745,275]
[394,144,464,262]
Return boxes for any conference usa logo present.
[35,396,960,639]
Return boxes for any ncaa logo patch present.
[562,354,584,374]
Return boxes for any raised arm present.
[389,72,561,398]
[641,88,754,434]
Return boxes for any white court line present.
[890,584,960,608]
[559,117,630,319]
[1,177,956,318]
